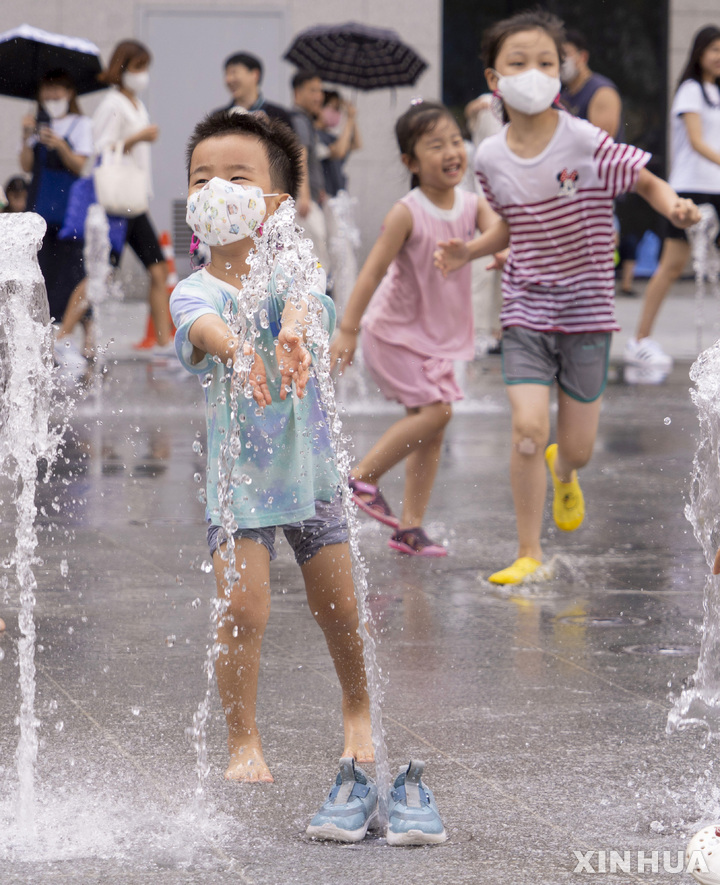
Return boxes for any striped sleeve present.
[593,132,651,198]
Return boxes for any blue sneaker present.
[386,760,447,846]
[306,757,378,843]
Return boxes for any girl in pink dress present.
[330,101,497,556]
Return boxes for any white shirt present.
[92,87,152,198]
[474,112,650,334]
[668,79,720,194]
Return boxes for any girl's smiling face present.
[486,27,561,91]
[404,115,467,192]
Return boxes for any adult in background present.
[624,25,720,375]
[57,39,172,355]
[560,30,621,138]
[316,90,362,197]
[19,70,92,336]
[217,52,292,126]
[290,70,330,271]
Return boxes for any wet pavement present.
[2,309,720,884]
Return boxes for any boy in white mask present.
[435,10,700,586]
[170,111,447,846]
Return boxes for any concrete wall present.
[668,0,718,88]
[0,1,441,263]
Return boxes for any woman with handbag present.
[57,39,172,355]
[20,69,93,331]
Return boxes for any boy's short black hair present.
[291,69,320,91]
[186,110,304,199]
[224,52,263,81]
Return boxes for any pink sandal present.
[349,478,399,528]
[388,527,447,557]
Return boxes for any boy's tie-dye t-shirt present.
[170,266,340,528]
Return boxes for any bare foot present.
[224,742,274,783]
[343,702,374,764]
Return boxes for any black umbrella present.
[283,22,428,91]
[0,24,106,99]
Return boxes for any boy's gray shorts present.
[501,326,611,403]
[207,497,348,566]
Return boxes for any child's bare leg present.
[56,279,88,339]
[507,385,551,560]
[352,402,452,489]
[147,260,172,346]
[301,544,373,764]
[554,391,603,480]
[400,403,452,528]
[213,538,273,782]
[634,239,689,340]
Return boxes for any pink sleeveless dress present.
[361,187,478,407]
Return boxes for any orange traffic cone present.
[133,230,177,349]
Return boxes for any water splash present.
[0,213,61,835]
[667,352,720,734]
[187,199,390,821]
[666,207,720,736]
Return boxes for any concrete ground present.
[2,279,720,884]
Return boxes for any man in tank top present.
[559,30,622,139]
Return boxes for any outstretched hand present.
[276,325,311,400]
[329,329,357,375]
[243,343,272,408]
[433,238,470,277]
[671,197,701,229]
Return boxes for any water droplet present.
[200,560,213,573]
[55,721,64,732]
[0,648,4,662]
[165,634,176,647]
[225,262,232,270]
[191,597,202,609]
[664,416,671,425]
[60,559,68,577]
[131,707,141,716]
[192,440,204,455]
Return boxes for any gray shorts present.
[502,326,611,403]
[207,497,348,566]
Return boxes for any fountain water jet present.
[665,206,720,883]
[0,213,61,836]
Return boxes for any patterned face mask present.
[186,177,278,246]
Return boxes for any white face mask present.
[560,57,578,85]
[186,177,278,246]
[43,98,69,119]
[122,70,150,94]
[496,68,561,115]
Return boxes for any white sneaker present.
[53,337,88,377]
[150,341,181,370]
[623,337,673,371]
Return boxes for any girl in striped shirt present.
[435,10,699,584]
[331,101,497,556]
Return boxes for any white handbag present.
[93,143,148,217]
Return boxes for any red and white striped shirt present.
[474,112,650,334]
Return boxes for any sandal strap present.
[348,477,378,496]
